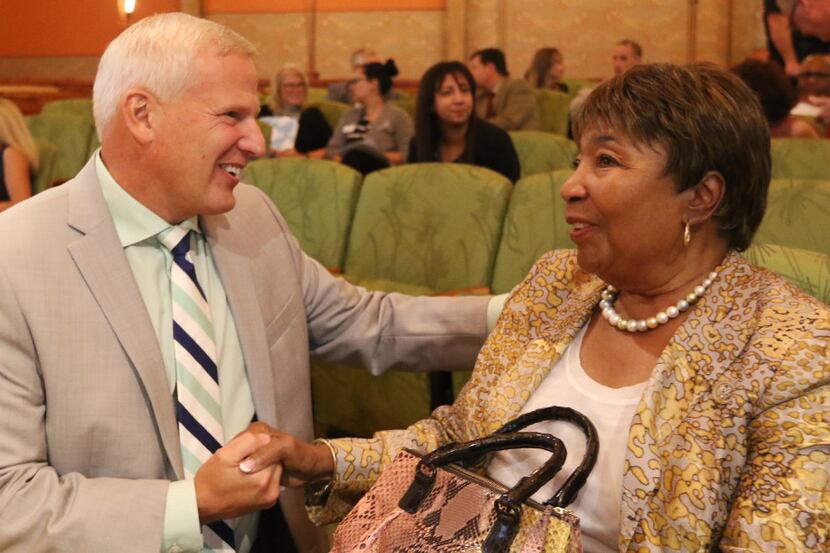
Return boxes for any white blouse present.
[487,324,647,553]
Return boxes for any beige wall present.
[0,0,766,83]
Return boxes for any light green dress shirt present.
[95,154,258,553]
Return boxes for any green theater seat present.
[313,163,512,437]
[242,157,362,271]
[26,113,96,184]
[509,131,577,178]
[771,138,830,180]
[533,89,571,136]
[744,244,830,304]
[754,178,830,255]
[491,170,574,294]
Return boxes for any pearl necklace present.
[599,271,718,333]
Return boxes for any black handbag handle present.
[494,406,599,508]
[398,432,567,553]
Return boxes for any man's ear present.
[682,171,725,226]
[121,89,156,145]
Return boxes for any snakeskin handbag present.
[330,406,598,553]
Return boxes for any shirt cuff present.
[162,480,203,553]
[486,293,509,334]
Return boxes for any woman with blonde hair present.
[0,98,38,212]
[259,66,331,155]
[525,47,568,93]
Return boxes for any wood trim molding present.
[180,0,201,16]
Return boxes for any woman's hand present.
[237,422,335,487]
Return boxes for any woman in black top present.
[408,61,520,182]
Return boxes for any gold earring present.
[683,222,691,247]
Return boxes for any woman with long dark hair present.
[409,61,519,182]
[525,47,568,93]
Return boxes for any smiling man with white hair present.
[0,12,490,553]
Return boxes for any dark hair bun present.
[384,59,399,78]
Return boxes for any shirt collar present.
[95,150,200,247]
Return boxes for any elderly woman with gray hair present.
[244,63,829,551]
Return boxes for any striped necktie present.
[159,226,236,552]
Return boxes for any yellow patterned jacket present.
[312,249,830,551]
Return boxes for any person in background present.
[239,62,829,553]
[732,58,820,137]
[326,48,387,105]
[324,59,413,174]
[570,39,643,116]
[791,0,830,40]
[408,61,520,182]
[258,67,331,156]
[525,47,568,93]
[0,98,38,212]
[790,0,830,133]
[797,53,830,99]
[469,48,541,131]
[611,39,643,76]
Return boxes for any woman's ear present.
[683,171,725,226]
[121,89,156,145]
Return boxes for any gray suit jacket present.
[0,158,489,552]
[476,77,541,131]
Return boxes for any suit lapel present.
[619,251,760,547]
[66,160,183,478]
[201,214,279,428]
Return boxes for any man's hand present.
[238,422,335,487]
[194,431,282,523]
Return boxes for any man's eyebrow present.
[590,134,619,144]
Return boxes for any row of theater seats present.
[24,96,830,187]
[22,96,579,187]
[241,157,830,439]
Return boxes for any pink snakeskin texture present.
[331,450,580,552]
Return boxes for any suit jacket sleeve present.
[487,79,540,131]
[0,265,170,552]
[245,188,489,376]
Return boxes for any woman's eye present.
[572,157,581,169]
[597,154,618,167]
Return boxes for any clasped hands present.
[194,422,334,523]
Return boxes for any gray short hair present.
[93,12,256,137]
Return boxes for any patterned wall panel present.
[0,2,768,85]
[696,0,731,65]
[314,11,444,79]
[0,57,101,81]
[498,0,688,81]
[730,0,767,65]
[207,13,309,79]
[467,0,501,55]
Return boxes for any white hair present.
[92,12,256,137]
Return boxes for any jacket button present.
[713,381,733,404]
